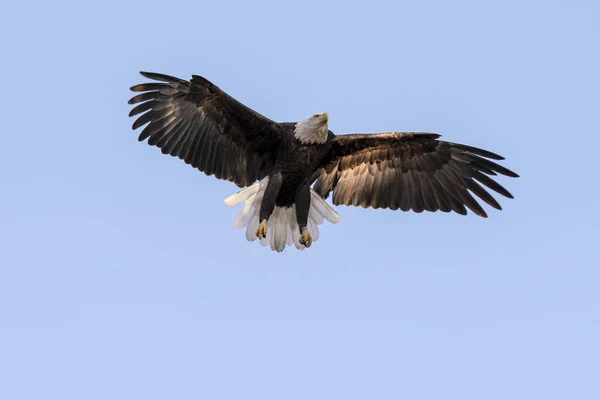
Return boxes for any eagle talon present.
[256,219,268,239]
[299,228,312,248]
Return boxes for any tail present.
[224,177,340,252]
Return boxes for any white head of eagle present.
[294,113,329,144]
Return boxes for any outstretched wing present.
[313,132,518,217]
[128,72,282,187]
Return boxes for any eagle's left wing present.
[313,132,518,217]
[128,72,282,188]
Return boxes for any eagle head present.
[294,113,329,144]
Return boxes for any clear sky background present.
[1,0,599,399]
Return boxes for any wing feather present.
[128,72,282,187]
[313,132,518,217]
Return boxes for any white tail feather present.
[224,178,269,207]
[310,190,341,223]
[225,177,340,252]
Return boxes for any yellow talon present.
[299,228,312,248]
[256,219,268,239]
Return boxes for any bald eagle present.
[128,72,518,252]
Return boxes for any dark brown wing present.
[128,72,282,187]
[313,132,519,217]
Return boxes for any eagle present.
[128,72,518,252]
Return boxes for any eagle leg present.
[299,228,312,248]
[256,219,268,239]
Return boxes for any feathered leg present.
[295,185,312,248]
[257,173,282,239]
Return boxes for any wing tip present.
[474,209,489,218]
[137,71,187,84]
[132,118,149,131]
[139,71,169,79]
[138,71,161,80]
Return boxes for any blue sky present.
[1,0,599,399]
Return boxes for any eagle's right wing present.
[128,72,282,187]
[313,132,518,217]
